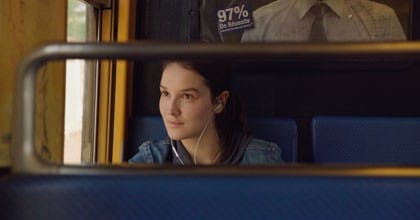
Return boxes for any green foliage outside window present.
[67,0,87,42]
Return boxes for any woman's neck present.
[181,123,222,165]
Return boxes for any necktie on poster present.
[309,3,327,42]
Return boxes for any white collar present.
[297,0,345,19]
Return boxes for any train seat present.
[247,117,298,162]
[312,116,420,164]
[126,116,298,162]
[2,173,420,220]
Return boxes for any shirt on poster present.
[241,0,407,42]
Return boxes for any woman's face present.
[159,62,216,141]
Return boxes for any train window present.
[64,0,98,164]
[63,0,135,165]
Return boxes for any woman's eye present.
[160,91,169,97]
[183,94,193,100]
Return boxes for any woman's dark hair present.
[162,60,248,160]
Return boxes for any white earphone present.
[214,101,223,112]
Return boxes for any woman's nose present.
[167,98,181,116]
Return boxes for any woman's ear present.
[214,91,230,114]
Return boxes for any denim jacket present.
[129,138,283,165]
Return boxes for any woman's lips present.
[167,121,184,128]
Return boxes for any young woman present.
[129,61,283,165]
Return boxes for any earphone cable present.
[170,139,184,165]
[193,112,214,164]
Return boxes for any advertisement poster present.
[200,0,411,42]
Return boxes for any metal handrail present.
[11,41,420,175]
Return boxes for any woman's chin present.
[167,132,185,141]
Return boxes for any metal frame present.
[12,41,420,175]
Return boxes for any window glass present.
[65,0,98,164]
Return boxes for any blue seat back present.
[126,116,167,161]
[2,174,420,220]
[126,116,298,162]
[312,116,420,164]
[247,117,297,162]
